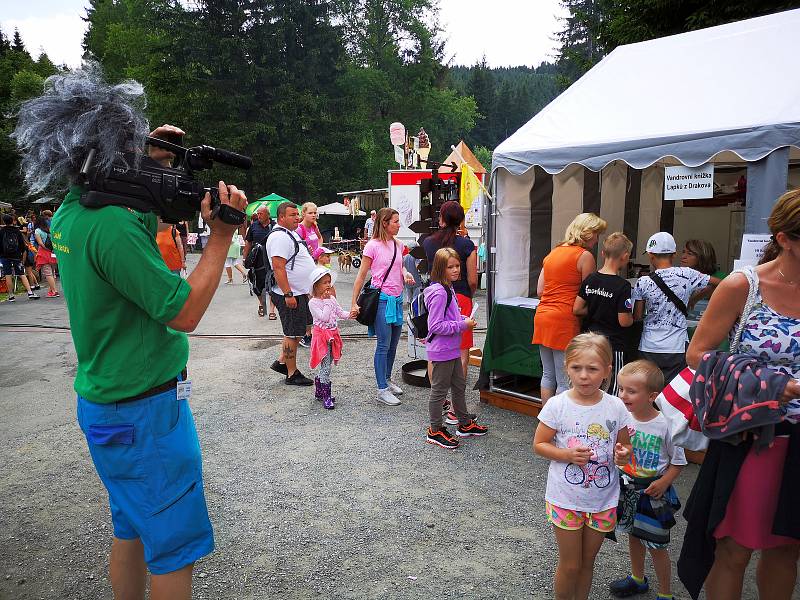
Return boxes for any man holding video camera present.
[14,67,247,600]
[57,129,246,600]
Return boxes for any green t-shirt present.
[52,186,191,403]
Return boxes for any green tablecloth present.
[481,303,542,377]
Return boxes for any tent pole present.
[745,148,789,234]
[486,173,497,320]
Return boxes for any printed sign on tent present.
[664,164,714,200]
[739,234,772,262]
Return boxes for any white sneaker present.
[377,388,401,406]
[386,380,403,395]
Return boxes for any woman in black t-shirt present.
[423,201,477,377]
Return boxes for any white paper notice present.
[664,164,714,200]
[739,234,772,262]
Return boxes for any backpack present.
[409,284,453,341]
[246,243,269,297]
[1,227,21,258]
[247,227,302,293]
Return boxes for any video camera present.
[79,136,252,225]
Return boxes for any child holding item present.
[308,266,349,409]
[610,360,686,600]
[574,232,634,395]
[424,247,487,449]
[533,332,633,600]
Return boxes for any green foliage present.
[6,0,557,209]
[555,0,610,88]
[77,0,479,201]
[10,71,45,102]
[473,145,492,171]
[449,62,560,151]
[557,1,800,86]
[0,27,59,208]
[599,1,800,49]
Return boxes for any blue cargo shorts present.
[77,388,214,574]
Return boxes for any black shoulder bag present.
[648,271,688,316]
[356,240,397,326]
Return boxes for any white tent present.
[490,9,800,301]
[316,201,365,216]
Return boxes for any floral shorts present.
[546,501,617,533]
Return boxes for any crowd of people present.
[241,190,799,600]
[6,63,799,600]
[0,208,61,301]
[9,187,798,600]
[529,192,800,600]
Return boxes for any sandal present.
[268,312,277,320]
[258,306,265,317]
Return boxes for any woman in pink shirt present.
[297,202,329,264]
[350,208,415,406]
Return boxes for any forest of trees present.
[0,29,59,207]
[2,0,799,209]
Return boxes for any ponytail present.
[759,238,781,265]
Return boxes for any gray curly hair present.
[11,62,150,194]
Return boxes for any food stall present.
[388,142,487,245]
[482,9,800,415]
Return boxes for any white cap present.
[309,266,336,289]
[644,232,677,254]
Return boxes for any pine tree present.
[555,0,609,87]
[0,28,10,56]
[600,1,800,50]
[11,28,25,53]
[467,56,495,148]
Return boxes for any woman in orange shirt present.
[533,213,607,401]
[155,221,185,275]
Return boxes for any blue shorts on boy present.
[77,389,214,574]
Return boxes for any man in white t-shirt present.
[632,232,718,382]
[266,202,316,386]
[364,210,376,239]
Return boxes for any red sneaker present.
[456,420,489,437]
[426,427,459,450]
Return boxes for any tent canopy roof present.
[316,202,365,216]
[493,9,800,176]
[439,141,486,174]
[257,193,290,203]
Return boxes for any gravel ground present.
[0,255,785,599]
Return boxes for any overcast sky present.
[1,0,565,69]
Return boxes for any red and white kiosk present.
[387,142,487,244]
